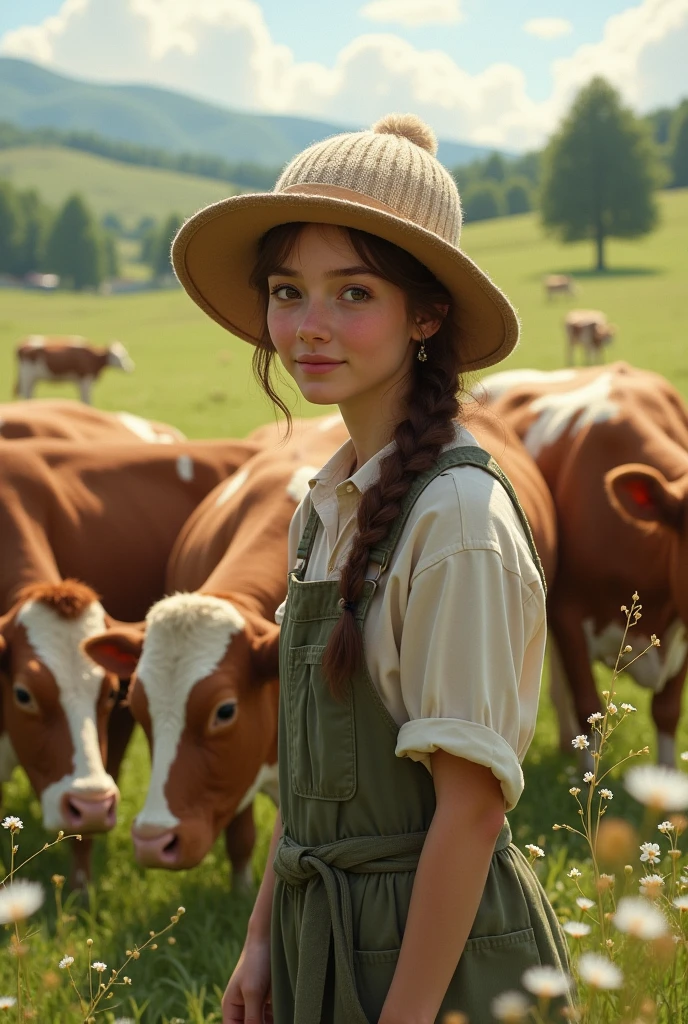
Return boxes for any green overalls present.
[272,446,571,1024]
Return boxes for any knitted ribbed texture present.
[275,126,463,246]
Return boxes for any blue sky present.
[1,0,687,149]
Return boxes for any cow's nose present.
[61,791,118,832]
[131,824,181,867]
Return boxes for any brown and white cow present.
[0,437,260,879]
[15,336,134,404]
[0,399,185,443]
[85,411,556,880]
[544,274,576,300]
[565,310,616,366]
[477,362,688,764]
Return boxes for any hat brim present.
[172,191,520,374]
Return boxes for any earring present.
[417,335,428,362]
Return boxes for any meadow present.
[0,190,687,1021]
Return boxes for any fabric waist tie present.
[273,819,512,1024]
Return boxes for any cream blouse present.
[276,423,546,811]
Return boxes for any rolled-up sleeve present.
[395,546,546,811]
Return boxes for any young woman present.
[172,113,570,1024]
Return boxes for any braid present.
[322,325,462,698]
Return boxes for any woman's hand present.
[221,934,273,1023]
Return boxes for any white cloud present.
[523,17,572,39]
[1,0,687,151]
[359,0,462,27]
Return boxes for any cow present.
[565,310,616,366]
[0,437,260,882]
[84,410,556,881]
[544,274,576,300]
[0,399,185,444]
[476,362,688,766]
[15,336,135,404]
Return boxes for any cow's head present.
[84,592,280,870]
[606,465,688,620]
[0,581,120,833]
[106,341,135,373]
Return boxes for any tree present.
[504,178,532,215]
[669,101,688,187]
[45,194,103,289]
[540,77,661,271]
[0,181,22,275]
[463,181,504,222]
[482,152,507,183]
[15,189,53,276]
[152,212,183,279]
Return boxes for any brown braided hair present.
[249,222,463,698]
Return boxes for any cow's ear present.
[605,465,684,531]
[250,621,281,682]
[81,628,145,679]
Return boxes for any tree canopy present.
[45,193,104,290]
[540,77,662,271]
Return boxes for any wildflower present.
[1,817,23,832]
[576,897,595,911]
[91,962,107,973]
[58,956,74,970]
[522,965,571,998]
[673,896,688,911]
[577,953,623,990]
[564,921,591,938]
[651,634,660,646]
[623,645,632,654]
[597,874,615,893]
[639,874,665,897]
[599,789,613,800]
[613,896,668,939]
[681,751,688,762]
[0,997,17,1009]
[491,991,531,1022]
[569,787,581,796]
[587,713,602,723]
[525,844,545,858]
[621,703,636,713]
[607,703,618,715]
[639,842,662,864]
[568,868,582,879]
[572,735,589,750]
[583,772,594,783]
[0,881,44,924]
[625,765,688,811]
[658,821,674,834]
[633,592,639,601]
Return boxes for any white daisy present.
[572,735,589,750]
[568,867,582,879]
[525,844,545,858]
[91,961,107,973]
[613,896,668,939]
[0,881,44,925]
[607,703,618,715]
[577,953,623,990]
[639,874,665,897]
[673,896,688,911]
[621,703,636,713]
[583,772,595,783]
[564,921,591,938]
[625,765,688,811]
[657,821,674,833]
[639,842,661,864]
[491,990,531,1022]
[522,965,571,998]
[599,789,613,800]
[587,713,603,723]
[1,817,23,832]
[681,752,688,762]
[569,787,581,796]
[0,997,17,1009]
[58,956,74,970]
[576,897,595,911]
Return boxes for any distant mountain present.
[0,57,497,169]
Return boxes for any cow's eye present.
[13,684,37,712]
[211,700,237,729]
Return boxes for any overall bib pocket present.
[286,644,357,800]
[441,926,542,1021]
[353,948,400,1024]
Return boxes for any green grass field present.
[0,190,687,1021]
[0,146,241,230]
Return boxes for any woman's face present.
[266,224,423,414]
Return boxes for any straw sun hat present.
[172,113,519,373]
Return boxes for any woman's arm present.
[247,810,283,940]
[379,751,506,1024]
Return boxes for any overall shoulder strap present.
[367,445,547,593]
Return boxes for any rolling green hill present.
[0,145,240,229]
[0,57,493,169]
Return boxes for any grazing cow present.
[0,399,185,443]
[477,362,688,764]
[85,411,556,880]
[544,274,576,300]
[0,437,260,880]
[15,336,135,404]
[565,310,616,366]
